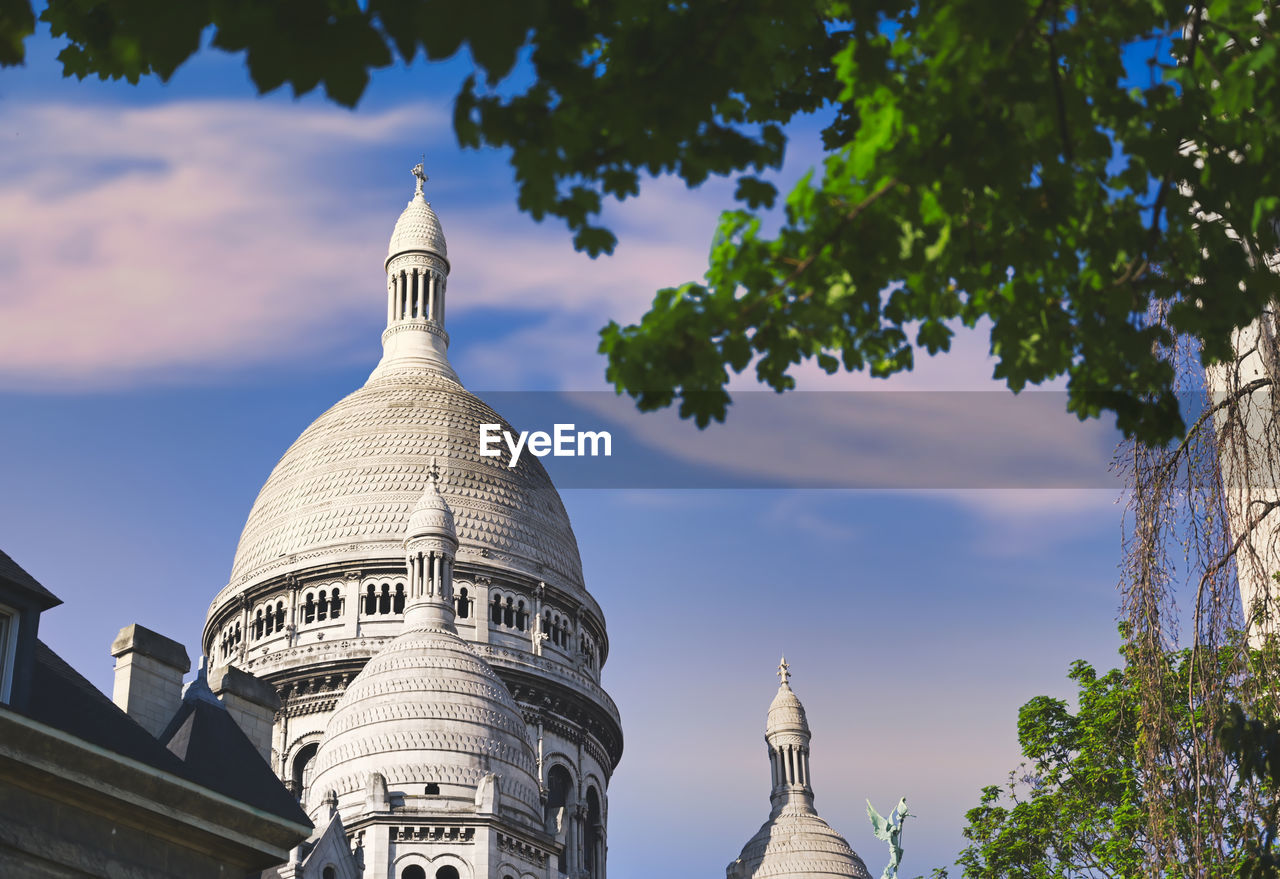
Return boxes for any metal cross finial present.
[428,457,442,485]
[778,656,791,686]
[411,162,429,197]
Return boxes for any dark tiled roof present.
[160,693,310,826]
[24,642,308,827]
[0,550,60,609]
[26,641,192,775]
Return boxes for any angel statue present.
[867,796,910,879]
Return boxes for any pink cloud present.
[0,101,442,389]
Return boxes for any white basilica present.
[203,166,615,879]
[199,166,873,879]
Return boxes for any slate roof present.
[0,549,61,610]
[21,641,308,827]
[27,642,190,775]
[160,681,309,825]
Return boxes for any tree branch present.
[1046,0,1074,163]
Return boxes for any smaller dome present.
[730,805,872,879]
[305,619,543,830]
[727,659,871,879]
[406,473,456,542]
[767,660,810,739]
[387,193,447,265]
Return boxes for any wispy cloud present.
[0,100,438,388]
[0,100,720,392]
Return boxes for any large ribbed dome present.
[305,618,542,829]
[225,369,585,593]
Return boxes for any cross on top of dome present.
[778,656,791,687]
[411,162,429,198]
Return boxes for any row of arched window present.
[364,581,406,616]
[238,582,598,671]
[580,632,598,671]
[543,610,571,650]
[218,622,242,659]
[301,588,343,624]
[490,593,530,631]
[254,601,286,640]
[400,866,457,879]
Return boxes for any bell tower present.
[372,163,456,381]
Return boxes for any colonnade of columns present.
[770,743,810,791]
[407,548,454,605]
[386,267,445,325]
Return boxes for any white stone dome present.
[767,684,810,738]
[731,807,872,879]
[387,191,447,265]
[224,369,586,594]
[305,617,542,829]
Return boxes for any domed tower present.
[727,659,871,879]
[305,479,548,877]
[203,165,620,879]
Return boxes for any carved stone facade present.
[202,167,619,879]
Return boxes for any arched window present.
[331,587,342,618]
[546,764,572,830]
[323,867,337,879]
[401,866,426,879]
[275,602,285,631]
[585,786,602,878]
[503,597,514,628]
[254,609,264,639]
[491,595,502,624]
[265,607,275,635]
[303,593,315,624]
[456,587,469,619]
[291,741,319,802]
[393,583,406,614]
[435,867,459,879]
[425,782,440,795]
[515,600,527,632]
[365,583,377,615]
[317,589,328,621]
[379,582,391,615]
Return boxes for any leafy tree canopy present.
[5,0,1280,443]
[959,637,1279,878]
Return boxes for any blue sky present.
[1,24,1132,877]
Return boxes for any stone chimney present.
[209,663,280,765]
[110,624,190,738]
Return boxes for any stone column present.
[237,593,251,665]
[287,578,300,647]
[474,576,491,644]
[343,572,361,638]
